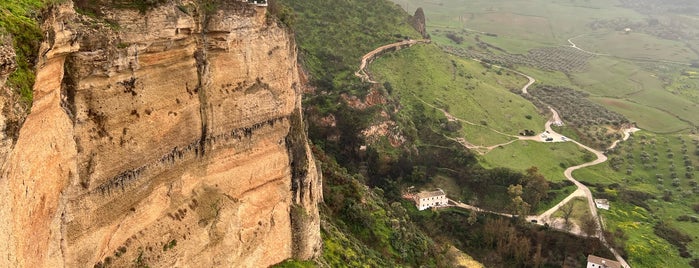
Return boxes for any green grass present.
[270,259,316,268]
[576,31,699,63]
[664,66,699,104]
[536,184,576,214]
[629,88,699,127]
[279,0,421,92]
[600,202,680,268]
[399,0,699,134]
[393,0,647,51]
[570,57,662,97]
[480,140,594,182]
[515,66,581,90]
[552,197,590,226]
[573,131,699,267]
[456,124,515,147]
[591,97,690,133]
[371,44,546,138]
[0,0,48,105]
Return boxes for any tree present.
[508,184,531,217]
[581,212,598,237]
[560,201,575,227]
[523,167,549,209]
[467,210,478,225]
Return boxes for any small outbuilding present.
[587,255,621,268]
[415,189,448,210]
[594,199,610,210]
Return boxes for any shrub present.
[654,222,692,258]
[445,32,464,44]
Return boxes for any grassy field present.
[576,31,699,63]
[570,57,662,97]
[515,66,581,90]
[395,0,699,135]
[600,202,681,268]
[0,0,45,104]
[371,44,546,138]
[393,0,648,51]
[591,97,690,133]
[552,197,590,227]
[536,184,577,214]
[480,140,593,183]
[457,124,515,146]
[280,0,421,93]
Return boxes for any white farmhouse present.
[587,255,621,268]
[594,199,610,210]
[415,189,448,210]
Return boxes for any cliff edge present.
[0,1,321,267]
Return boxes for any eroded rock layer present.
[0,1,321,267]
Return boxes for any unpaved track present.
[355,39,430,83]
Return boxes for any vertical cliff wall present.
[0,1,321,267]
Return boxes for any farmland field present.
[591,97,690,133]
[481,140,594,183]
[575,31,698,63]
[573,131,699,267]
[370,44,546,138]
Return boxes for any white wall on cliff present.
[0,1,321,267]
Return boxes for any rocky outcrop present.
[409,8,428,39]
[0,38,18,164]
[0,1,321,267]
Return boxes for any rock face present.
[409,8,428,39]
[0,1,321,267]
[0,38,18,164]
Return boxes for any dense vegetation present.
[445,42,593,73]
[523,85,630,149]
[0,0,47,105]
[413,209,615,267]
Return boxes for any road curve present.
[355,39,430,83]
[540,108,632,268]
[469,58,536,94]
[567,35,609,56]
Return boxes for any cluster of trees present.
[527,85,629,127]
[524,85,629,149]
[312,145,446,267]
[446,46,592,73]
[507,167,550,216]
[654,222,694,258]
[445,32,464,44]
[414,211,615,267]
[606,135,698,195]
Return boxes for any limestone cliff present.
[0,1,321,267]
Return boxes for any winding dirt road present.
[355,39,430,83]
[567,35,609,56]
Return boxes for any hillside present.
[398,0,699,266]
[277,0,621,267]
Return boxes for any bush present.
[654,222,692,258]
[445,32,464,44]
[0,0,45,105]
